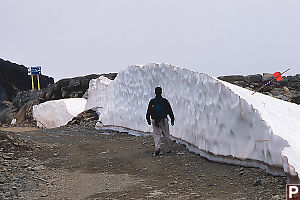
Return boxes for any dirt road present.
[0,123,286,199]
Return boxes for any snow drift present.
[88,63,300,179]
[85,76,112,111]
[33,98,87,129]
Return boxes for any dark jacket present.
[146,96,175,124]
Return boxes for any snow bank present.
[85,76,112,110]
[220,80,300,177]
[88,63,300,179]
[33,98,87,129]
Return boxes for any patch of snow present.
[11,119,16,125]
[87,63,300,179]
[85,76,112,111]
[33,98,87,129]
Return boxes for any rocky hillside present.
[0,73,117,126]
[218,73,300,104]
[0,58,54,102]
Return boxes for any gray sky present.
[0,0,299,81]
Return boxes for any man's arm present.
[146,100,152,125]
[165,99,175,125]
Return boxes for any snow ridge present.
[33,98,87,129]
[89,63,300,179]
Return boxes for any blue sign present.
[28,67,42,75]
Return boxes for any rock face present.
[0,106,17,125]
[67,109,99,126]
[0,72,117,126]
[218,74,300,105]
[39,74,117,100]
[15,100,39,125]
[0,80,18,102]
[12,90,42,110]
[0,58,54,101]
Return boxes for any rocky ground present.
[218,73,300,104]
[0,121,286,200]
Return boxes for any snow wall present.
[85,76,112,111]
[33,98,87,129]
[88,63,300,179]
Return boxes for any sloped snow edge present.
[89,63,299,181]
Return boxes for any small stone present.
[2,155,13,160]
[32,165,45,171]
[253,179,262,186]
[4,192,11,197]
[0,174,6,183]
[271,195,281,200]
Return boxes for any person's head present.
[155,87,162,95]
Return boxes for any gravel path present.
[0,123,286,199]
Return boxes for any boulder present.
[233,81,249,88]
[283,87,291,97]
[291,96,300,104]
[15,100,39,125]
[274,95,289,101]
[289,81,300,89]
[217,75,245,83]
[270,88,284,97]
[245,74,262,83]
[67,109,99,125]
[0,107,17,125]
[262,73,274,82]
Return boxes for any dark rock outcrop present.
[38,73,117,101]
[218,74,300,105]
[0,58,54,101]
[0,58,54,91]
[0,80,18,102]
[67,109,99,126]
[0,73,117,126]
[12,90,42,110]
[216,75,245,83]
[245,74,262,83]
[0,131,30,153]
[0,107,17,125]
[0,101,11,113]
[15,100,39,125]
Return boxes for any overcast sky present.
[0,1,299,81]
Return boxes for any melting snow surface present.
[85,76,112,110]
[33,98,87,129]
[87,63,300,178]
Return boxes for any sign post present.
[31,74,34,90]
[28,66,42,90]
[37,74,40,90]
[252,68,290,95]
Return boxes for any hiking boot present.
[154,149,160,156]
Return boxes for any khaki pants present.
[152,118,171,152]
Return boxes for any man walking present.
[146,87,175,156]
